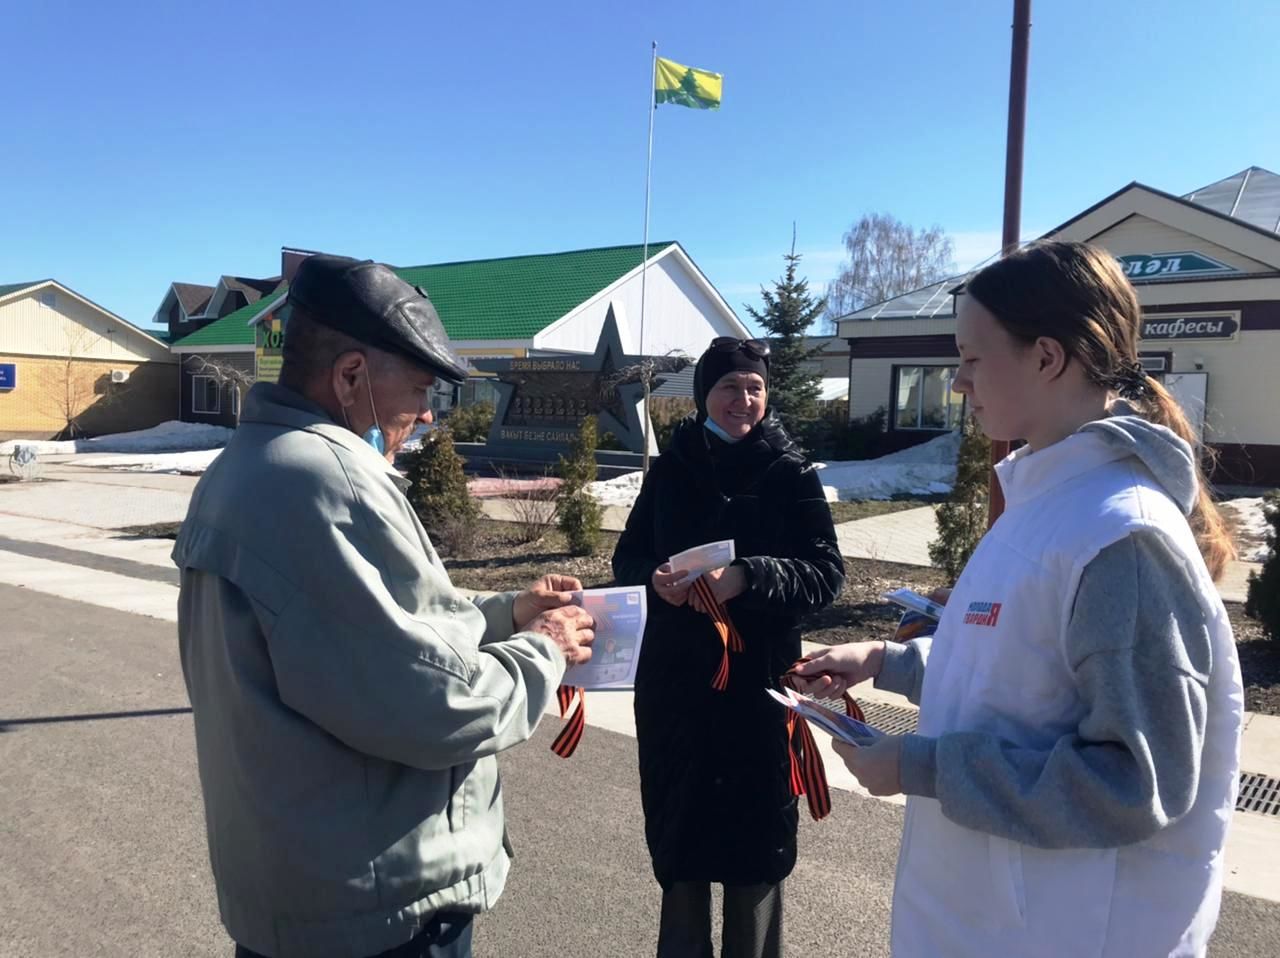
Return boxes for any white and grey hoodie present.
[877,415,1244,958]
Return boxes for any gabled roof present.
[172,282,215,314]
[219,275,281,303]
[0,280,41,299]
[169,243,687,351]
[0,279,171,350]
[398,242,679,340]
[1048,178,1280,252]
[1185,166,1280,235]
[170,292,282,349]
[172,243,691,350]
[839,166,1280,327]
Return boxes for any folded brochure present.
[562,586,647,690]
[881,587,944,621]
[668,539,735,583]
[766,687,883,746]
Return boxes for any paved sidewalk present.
[835,505,938,566]
[0,458,196,530]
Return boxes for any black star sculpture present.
[470,306,685,455]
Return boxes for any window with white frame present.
[39,290,56,309]
[192,375,221,414]
[893,365,965,430]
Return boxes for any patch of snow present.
[88,449,224,475]
[1221,497,1274,563]
[818,377,848,401]
[0,421,232,456]
[587,471,646,507]
[815,431,960,501]
[573,432,963,510]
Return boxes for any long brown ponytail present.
[964,241,1236,581]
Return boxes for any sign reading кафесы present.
[0,363,15,390]
[1140,314,1239,342]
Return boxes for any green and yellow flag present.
[655,57,722,110]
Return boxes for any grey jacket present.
[173,383,564,958]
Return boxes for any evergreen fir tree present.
[557,416,603,556]
[1245,491,1280,643]
[745,234,825,439]
[928,416,991,581]
[404,426,480,556]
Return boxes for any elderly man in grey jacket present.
[174,255,595,958]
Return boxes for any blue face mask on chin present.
[343,367,388,456]
[704,417,743,444]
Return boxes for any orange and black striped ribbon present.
[778,667,866,821]
[550,684,586,758]
[553,574,751,757]
[690,576,744,691]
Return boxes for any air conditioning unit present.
[110,369,130,384]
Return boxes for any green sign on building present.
[255,308,286,384]
[1117,251,1236,280]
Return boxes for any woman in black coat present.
[612,338,845,958]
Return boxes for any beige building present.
[0,280,177,439]
[836,167,1280,485]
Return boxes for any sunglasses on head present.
[709,336,771,360]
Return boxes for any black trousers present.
[656,881,783,958]
[234,912,473,958]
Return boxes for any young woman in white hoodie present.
[793,241,1243,958]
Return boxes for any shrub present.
[557,416,604,555]
[928,415,991,581]
[446,401,495,443]
[597,430,628,452]
[802,407,889,461]
[404,426,481,556]
[1245,491,1280,642]
[494,466,558,545]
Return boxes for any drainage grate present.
[854,698,921,737]
[1238,772,1280,817]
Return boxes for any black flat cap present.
[288,254,469,385]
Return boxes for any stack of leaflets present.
[767,687,883,747]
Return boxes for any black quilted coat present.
[611,413,845,888]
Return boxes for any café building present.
[836,166,1280,485]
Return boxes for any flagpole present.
[640,40,657,475]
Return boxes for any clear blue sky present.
[4,0,1277,334]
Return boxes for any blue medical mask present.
[361,371,385,454]
[704,417,743,444]
[342,369,385,455]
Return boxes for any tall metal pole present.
[988,0,1031,525]
[640,41,658,475]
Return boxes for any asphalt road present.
[2,582,1278,957]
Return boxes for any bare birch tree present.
[824,213,955,330]
[45,324,111,439]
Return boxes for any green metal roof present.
[398,242,677,340]
[0,281,41,298]
[168,242,680,350]
[170,293,279,349]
